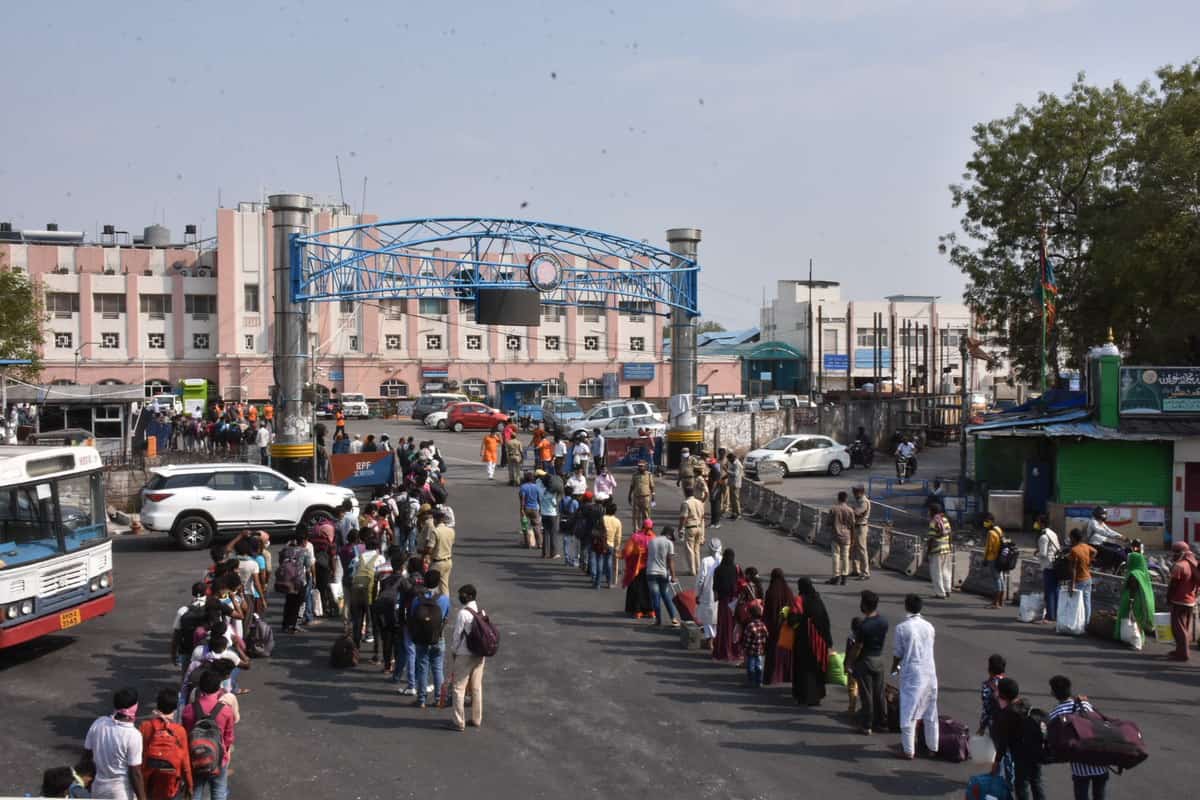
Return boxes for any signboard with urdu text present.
[1119,366,1200,414]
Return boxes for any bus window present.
[0,484,58,567]
[58,472,105,552]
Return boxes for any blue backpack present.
[966,773,1010,800]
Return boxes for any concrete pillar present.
[269,193,314,480]
[665,227,703,467]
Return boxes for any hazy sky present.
[2,1,1197,327]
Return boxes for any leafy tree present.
[0,265,44,379]
[663,318,725,340]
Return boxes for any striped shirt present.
[1049,700,1107,777]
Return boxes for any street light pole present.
[959,339,970,495]
[74,341,101,384]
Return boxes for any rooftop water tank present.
[143,224,170,247]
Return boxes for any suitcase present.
[674,589,698,623]
[884,683,901,732]
[1047,704,1148,770]
[965,773,1010,800]
[917,715,971,762]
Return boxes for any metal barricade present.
[882,529,923,576]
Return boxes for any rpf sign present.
[330,451,395,487]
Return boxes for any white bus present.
[0,446,113,648]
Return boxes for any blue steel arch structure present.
[289,217,698,317]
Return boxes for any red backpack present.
[142,718,188,799]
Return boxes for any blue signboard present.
[854,349,892,369]
[331,452,396,488]
[823,354,849,372]
[622,363,655,381]
[329,370,344,382]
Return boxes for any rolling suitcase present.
[674,589,698,623]
[917,715,971,762]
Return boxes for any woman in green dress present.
[1114,550,1156,645]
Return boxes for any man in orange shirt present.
[481,431,501,480]
[138,688,192,800]
[1067,528,1097,625]
[537,434,554,473]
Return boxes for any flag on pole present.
[1040,231,1057,329]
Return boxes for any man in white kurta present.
[891,594,939,757]
[694,538,723,644]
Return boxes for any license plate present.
[59,609,82,629]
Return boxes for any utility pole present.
[666,228,702,468]
[269,193,315,481]
[807,258,814,404]
[959,339,970,493]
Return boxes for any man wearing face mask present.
[982,513,1005,609]
[448,584,487,731]
[628,461,655,529]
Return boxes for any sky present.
[2,0,1197,328]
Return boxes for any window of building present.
[505,335,521,351]
[543,378,566,397]
[348,335,360,351]
[339,299,355,315]
[541,304,564,322]
[139,294,172,319]
[244,285,260,313]
[823,328,840,351]
[578,377,603,398]
[618,301,652,321]
[465,334,482,351]
[46,292,80,318]
[581,304,604,322]
[424,334,442,350]
[382,300,405,320]
[629,336,645,352]
[147,333,166,349]
[459,300,475,318]
[419,298,448,316]
[544,335,561,351]
[144,379,170,398]
[184,294,217,319]
[462,378,487,398]
[100,332,120,349]
[941,327,968,348]
[54,332,73,349]
[899,328,923,347]
[244,334,255,350]
[385,334,402,350]
[856,327,888,348]
[584,335,600,351]
[380,378,409,398]
[192,333,210,350]
[93,294,126,318]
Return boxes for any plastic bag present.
[1017,593,1044,623]
[825,650,848,686]
[1120,617,1145,651]
[969,734,996,766]
[1056,587,1086,636]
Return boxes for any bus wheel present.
[176,515,214,550]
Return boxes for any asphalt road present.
[1,419,1195,799]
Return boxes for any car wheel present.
[433,419,445,429]
[175,515,214,550]
[300,506,335,534]
[453,421,464,432]
[827,460,844,477]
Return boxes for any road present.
[1,418,1195,799]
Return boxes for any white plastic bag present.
[969,734,996,765]
[1018,593,1045,623]
[1120,617,1145,651]
[1056,587,1086,636]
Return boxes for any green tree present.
[663,318,726,340]
[0,266,44,379]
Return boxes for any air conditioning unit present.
[195,268,211,278]
[143,269,153,276]
[54,267,69,275]
[103,268,116,275]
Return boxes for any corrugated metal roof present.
[965,408,1091,433]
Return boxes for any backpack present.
[352,553,379,594]
[1019,705,1053,764]
[464,607,500,657]
[330,634,359,668]
[1052,551,1074,583]
[372,574,404,630]
[407,594,445,645]
[274,546,304,594]
[143,718,187,800]
[245,612,274,658]
[996,539,1020,572]
[187,700,225,781]
[175,605,207,656]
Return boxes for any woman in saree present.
[763,568,795,685]
[622,519,655,618]
[1114,549,1156,645]
[712,549,741,662]
[788,577,832,706]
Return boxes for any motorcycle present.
[848,440,874,469]
[895,453,917,482]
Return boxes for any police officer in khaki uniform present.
[678,486,707,575]
[676,448,695,493]
[627,461,655,529]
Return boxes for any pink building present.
[0,203,740,403]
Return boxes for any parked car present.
[597,414,667,440]
[446,402,509,432]
[339,392,370,419]
[140,464,358,550]
[148,394,183,416]
[424,402,468,430]
[541,397,585,434]
[743,434,849,478]
[565,400,659,438]
[411,392,470,422]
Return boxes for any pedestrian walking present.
[255,423,271,465]
[695,538,722,648]
[181,669,237,800]
[645,524,680,626]
[763,568,795,684]
[1048,675,1108,799]
[855,590,889,735]
[449,584,487,730]
[591,428,606,473]
[989,678,1047,800]
[518,471,541,549]
[83,688,146,800]
[848,485,871,578]
[926,503,953,599]
[593,464,617,502]
[983,513,1006,609]
[892,594,939,759]
[725,452,744,519]
[828,491,854,586]
[481,430,500,480]
[628,461,655,529]
[712,548,741,662]
[504,432,524,485]
[1167,541,1199,661]
[678,486,706,576]
[138,689,192,800]
[621,519,655,618]
[539,470,561,559]
[788,578,832,707]
[572,436,592,478]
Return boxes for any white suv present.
[140,464,358,550]
[339,392,370,419]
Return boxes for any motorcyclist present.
[1086,506,1130,570]
[850,427,874,467]
[894,435,917,483]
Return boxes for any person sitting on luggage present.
[989,678,1047,800]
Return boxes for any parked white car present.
[140,463,358,549]
[339,392,370,419]
[579,414,666,441]
[565,401,660,438]
[424,406,459,429]
[744,434,849,478]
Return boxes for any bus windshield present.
[0,471,105,568]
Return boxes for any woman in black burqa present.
[789,577,832,706]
